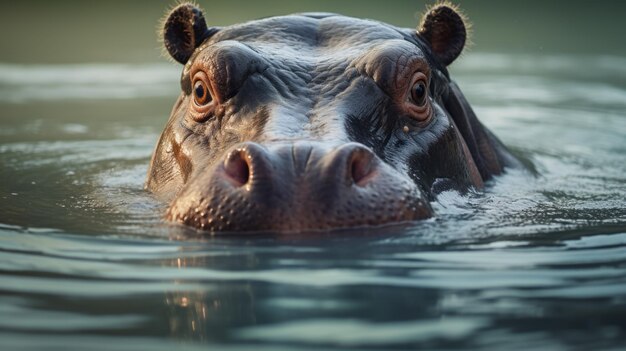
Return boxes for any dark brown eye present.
[403,72,431,123]
[193,79,211,106]
[410,80,427,106]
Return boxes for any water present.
[2,1,626,350]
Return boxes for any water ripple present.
[0,63,179,103]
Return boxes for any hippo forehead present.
[212,14,410,54]
[185,14,431,80]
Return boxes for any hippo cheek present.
[166,142,432,233]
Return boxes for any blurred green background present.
[1,0,625,64]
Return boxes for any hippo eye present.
[403,72,431,123]
[193,79,211,106]
[410,80,428,107]
[189,71,215,122]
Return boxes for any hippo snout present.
[166,142,432,232]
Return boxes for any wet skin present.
[146,3,521,233]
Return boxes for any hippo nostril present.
[223,150,250,187]
[349,148,376,187]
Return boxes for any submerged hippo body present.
[147,3,521,233]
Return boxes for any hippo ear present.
[162,3,216,64]
[417,3,468,66]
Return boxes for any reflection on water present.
[1,21,626,351]
[1,223,625,349]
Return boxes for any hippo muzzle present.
[167,142,431,232]
[146,3,520,233]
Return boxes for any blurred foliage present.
[0,0,625,64]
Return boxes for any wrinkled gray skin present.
[146,3,521,233]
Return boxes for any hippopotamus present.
[146,3,521,233]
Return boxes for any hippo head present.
[147,3,517,233]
